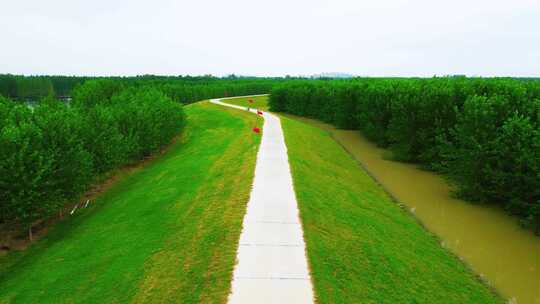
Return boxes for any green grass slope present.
[280,116,502,304]
[0,102,261,304]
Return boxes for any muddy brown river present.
[284,115,540,304]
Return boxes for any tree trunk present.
[28,226,33,242]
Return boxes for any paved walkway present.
[210,98,314,304]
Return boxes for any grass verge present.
[280,115,503,303]
[0,102,261,303]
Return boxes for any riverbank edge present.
[279,113,506,301]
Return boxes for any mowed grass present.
[280,115,503,303]
[0,102,261,303]
[221,95,269,111]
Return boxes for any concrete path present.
[210,98,314,304]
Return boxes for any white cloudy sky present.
[1,0,539,77]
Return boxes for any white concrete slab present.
[229,279,313,304]
[210,98,314,304]
[233,245,310,279]
[239,222,304,246]
[244,200,300,223]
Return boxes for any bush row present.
[0,80,185,235]
[269,77,540,233]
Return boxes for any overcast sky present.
[1,0,539,77]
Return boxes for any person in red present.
[257,110,263,115]
[253,127,260,133]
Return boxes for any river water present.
[284,115,540,304]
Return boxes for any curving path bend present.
[210,98,314,304]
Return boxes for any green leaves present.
[1,76,277,233]
[0,85,186,231]
[270,77,540,233]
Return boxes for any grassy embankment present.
[221,95,269,111]
[224,96,503,303]
[0,102,261,303]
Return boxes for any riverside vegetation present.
[270,77,540,234]
[280,114,503,303]
[222,96,503,303]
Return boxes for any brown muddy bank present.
[283,114,540,304]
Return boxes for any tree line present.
[0,76,284,239]
[0,80,186,239]
[269,77,540,234]
[0,75,90,100]
[0,74,287,102]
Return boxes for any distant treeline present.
[0,74,287,102]
[129,77,277,104]
[270,77,540,234]
[0,75,88,100]
[0,76,284,238]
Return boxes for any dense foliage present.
[0,75,286,236]
[0,72,291,236]
[0,74,282,103]
[0,75,87,100]
[129,76,278,104]
[269,77,540,233]
[0,80,185,233]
